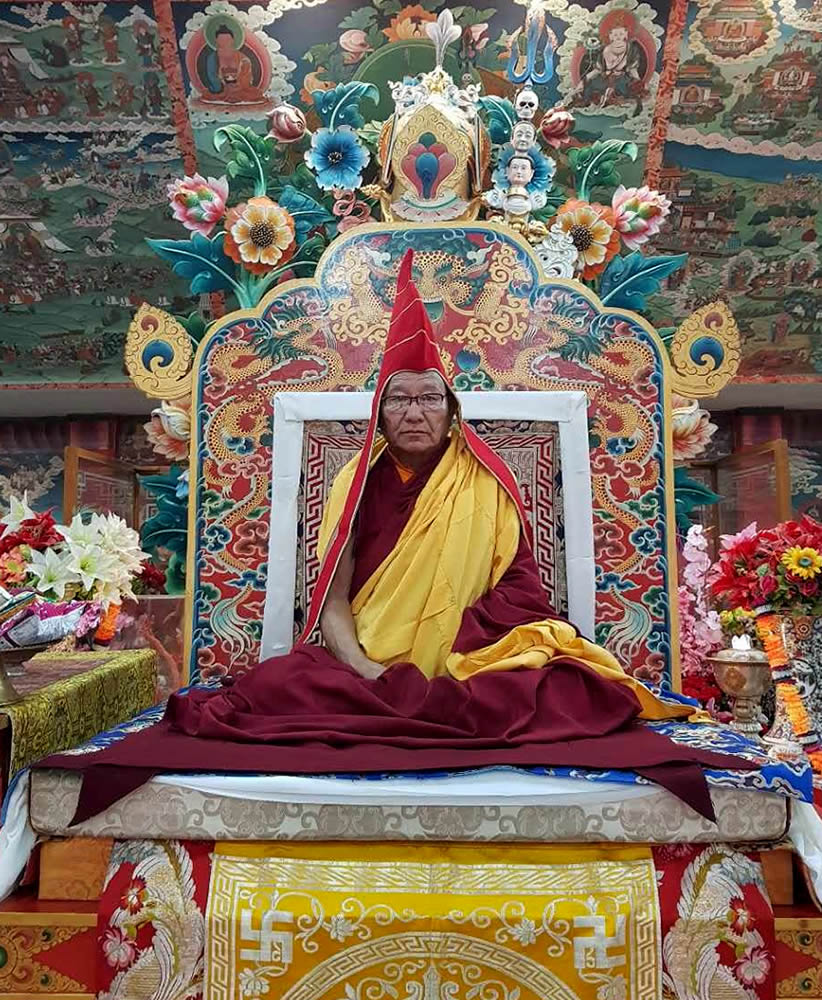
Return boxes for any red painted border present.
[154,0,198,175]
[645,0,688,187]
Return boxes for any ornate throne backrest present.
[182,223,729,690]
[260,391,594,661]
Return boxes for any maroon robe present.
[35,446,755,824]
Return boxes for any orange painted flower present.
[383,4,437,41]
[555,199,620,279]
[223,196,295,275]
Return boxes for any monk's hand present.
[351,655,386,680]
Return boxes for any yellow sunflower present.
[223,196,295,275]
[781,546,822,579]
[555,199,621,280]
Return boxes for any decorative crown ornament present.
[363,9,490,223]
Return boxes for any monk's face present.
[380,371,452,464]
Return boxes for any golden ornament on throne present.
[362,10,490,223]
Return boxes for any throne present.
[15,223,813,1000]
[180,222,731,692]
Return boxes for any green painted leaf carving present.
[567,139,638,201]
[146,233,238,296]
[599,252,688,312]
[478,96,516,146]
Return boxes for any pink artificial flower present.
[719,521,759,552]
[103,928,137,969]
[760,573,778,597]
[339,29,373,64]
[167,174,229,237]
[611,184,671,251]
[734,946,771,986]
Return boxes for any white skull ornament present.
[515,87,539,121]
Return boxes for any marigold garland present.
[755,610,822,773]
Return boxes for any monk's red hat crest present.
[372,248,450,398]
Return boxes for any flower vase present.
[94,602,121,646]
[755,610,822,769]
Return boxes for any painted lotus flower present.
[383,4,437,41]
[305,127,370,192]
[267,103,307,144]
[339,28,372,64]
[671,394,718,462]
[555,199,620,279]
[611,185,671,251]
[144,399,191,462]
[539,106,575,149]
[223,196,296,275]
[167,174,229,237]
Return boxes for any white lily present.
[1,492,35,539]
[26,547,78,600]
[66,544,120,593]
[57,513,100,549]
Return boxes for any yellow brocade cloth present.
[318,434,696,722]
[206,841,661,1000]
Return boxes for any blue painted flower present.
[492,144,555,195]
[304,127,370,192]
[204,523,231,553]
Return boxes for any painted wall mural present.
[0,0,819,386]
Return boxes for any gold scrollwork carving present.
[668,300,741,399]
[125,303,194,400]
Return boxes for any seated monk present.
[38,250,754,823]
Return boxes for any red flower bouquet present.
[709,516,822,615]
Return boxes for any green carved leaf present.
[567,139,638,201]
[146,233,238,296]
[478,96,516,145]
[599,252,689,312]
[213,124,276,197]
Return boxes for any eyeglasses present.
[382,392,447,413]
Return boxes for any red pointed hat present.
[373,247,450,397]
[298,249,531,643]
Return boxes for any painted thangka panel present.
[189,226,676,688]
[0,1,191,383]
[646,0,822,380]
[169,0,670,183]
[293,419,566,645]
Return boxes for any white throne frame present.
[261,391,595,661]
